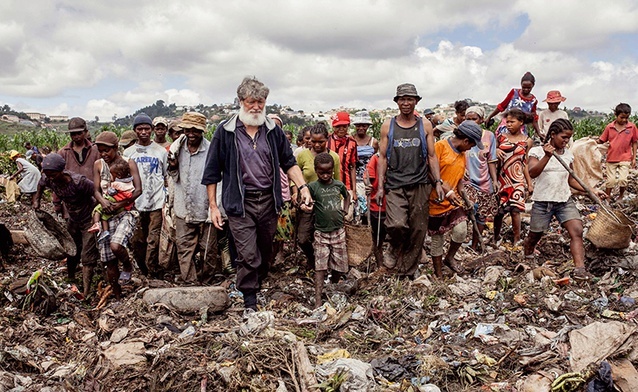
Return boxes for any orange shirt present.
[429,139,467,216]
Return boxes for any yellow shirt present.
[297,149,341,184]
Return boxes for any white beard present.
[238,103,266,127]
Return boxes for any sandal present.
[572,267,593,282]
[443,257,465,275]
[87,222,100,233]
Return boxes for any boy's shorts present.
[529,199,581,233]
[606,162,631,188]
[98,210,138,263]
[313,227,348,273]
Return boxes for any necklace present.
[248,131,258,150]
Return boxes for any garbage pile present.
[0,178,638,391]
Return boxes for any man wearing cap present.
[58,117,100,179]
[32,153,99,298]
[376,83,445,278]
[124,112,168,278]
[328,111,358,199]
[166,112,220,284]
[153,117,171,149]
[202,76,312,311]
[538,90,568,138]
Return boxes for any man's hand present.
[209,206,224,230]
[300,201,314,213]
[435,182,445,202]
[32,200,40,211]
[299,186,312,207]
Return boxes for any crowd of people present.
[6,73,636,310]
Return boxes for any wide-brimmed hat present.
[95,131,119,147]
[331,111,350,127]
[67,117,87,133]
[119,130,138,147]
[393,83,421,102]
[543,90,566,103]
[180,112,207,132]
[352,111,373,125]
[9,150,20,159]
[458,120,484,150]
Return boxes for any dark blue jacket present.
[201,114,296,217]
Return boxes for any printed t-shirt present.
[309,179,348,233]
[124,142,167,211]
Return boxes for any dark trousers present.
[67,218,99,279]
[384,183,431,276]
[227,191,278,306]
[296,209,315,268]
[175,218,220,284]
[132,209,163,277]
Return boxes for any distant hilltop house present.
[25,112,46,121]
[49,115,69,122]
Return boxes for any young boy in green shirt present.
[301,152,351,307]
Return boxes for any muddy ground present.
[0,179,637,392]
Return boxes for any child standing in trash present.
[524,119,608,281]
[301,152,350,308]
[493,109,533,247]
[597,103,637,201]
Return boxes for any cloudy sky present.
[1,0,637,120]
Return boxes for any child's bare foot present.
[87,222,100,233]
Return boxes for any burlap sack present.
[570,137,604,192]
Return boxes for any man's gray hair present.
[237,76,269,101]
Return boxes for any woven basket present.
[586,207,634,249]
[344,223,373,267]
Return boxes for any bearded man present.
[202,76,312,311]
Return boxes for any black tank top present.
[385,121,429,189]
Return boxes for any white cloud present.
[0,0,636,116]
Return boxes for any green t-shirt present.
[308,180,348,233]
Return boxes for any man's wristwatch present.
[435,179,443,186]
[299,184,308,191]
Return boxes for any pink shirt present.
[600,121,638,163]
